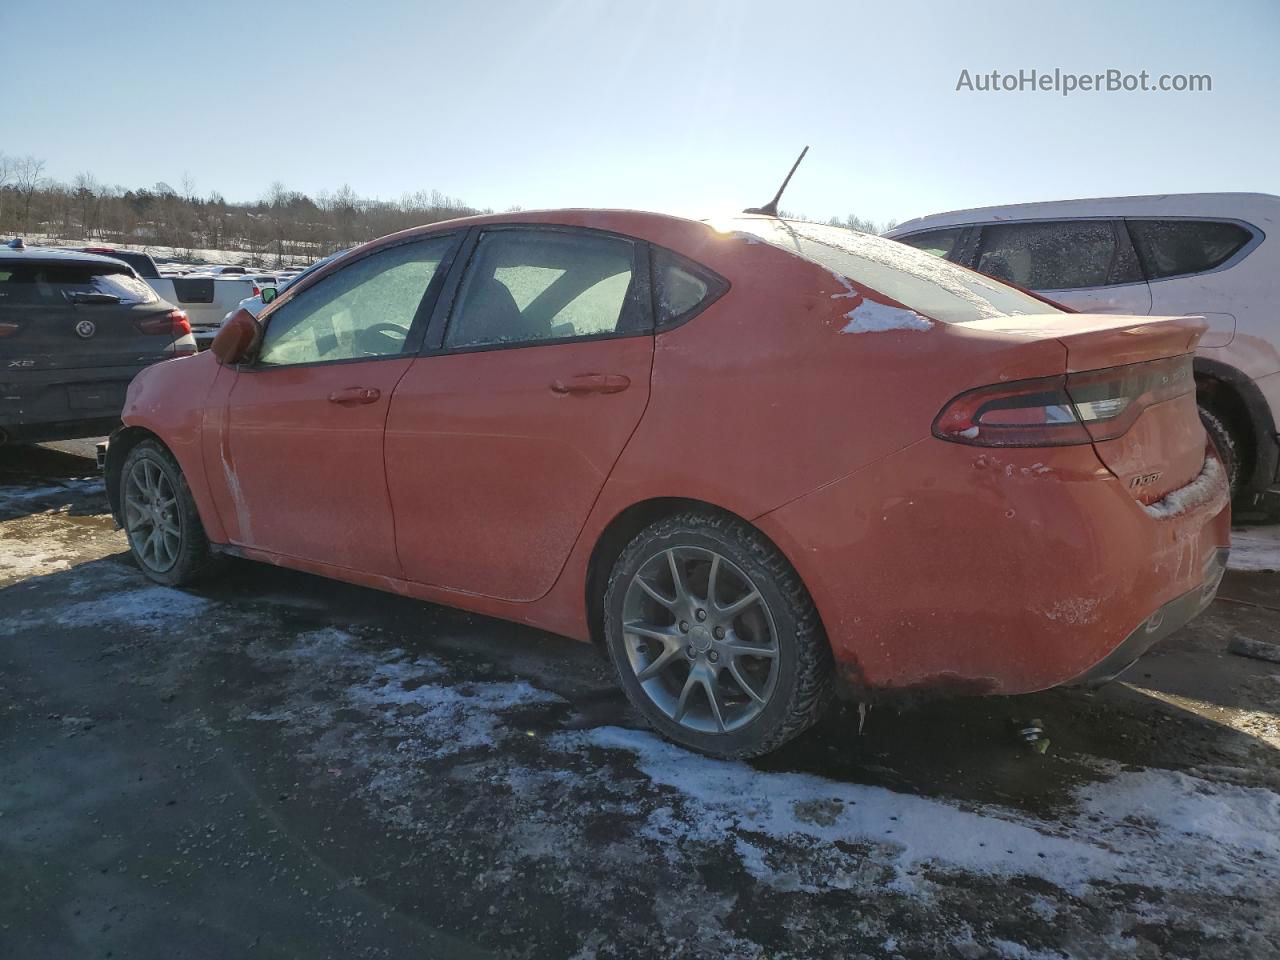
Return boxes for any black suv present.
[0,241,196,445]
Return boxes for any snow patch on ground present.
[841,299,933,334]
[53,586,211,631]
[0,541,73,581]
[1142,456,1228,520]
[1230,524,1280,572]
[557,726,1280,899]
[0,478,105,511]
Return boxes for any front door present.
[386,226,654,601]
[219,234,459,576]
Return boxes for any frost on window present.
[730,219,1061,325]
[445,230,634,348]
[652,248,711,324]
[899,228,963,259]
[975,221,1115,291]
[1128,220,1252,280]
[257,238,449,366]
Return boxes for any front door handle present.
[549,374,631,395]
[328,386,381,404]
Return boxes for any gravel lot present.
[2,442,1279,959]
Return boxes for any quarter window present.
[1127,219,1252,279]
[445,229,638,349]
[898,228,965,260]
[651,247,724,326]
[256,236,453,366]
[976,221,1116,290]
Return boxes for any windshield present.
[726,218,1062,324]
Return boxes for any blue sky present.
[2,0,1277,225]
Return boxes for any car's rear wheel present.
[603,510,832,759]
[1198,403,1240,496]
[119,440,213,586]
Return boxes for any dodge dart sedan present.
[102,209,1230,758]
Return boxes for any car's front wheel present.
[119,439,214,586]
[603,510,832,759]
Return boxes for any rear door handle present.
[328,386,381,404]
[549,374,631,395]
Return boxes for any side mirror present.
[211,308,262,366]
[260,286,278,304]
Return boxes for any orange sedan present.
[102,210,1230,757]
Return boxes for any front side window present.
[445,229,638,349]
[1127,219,1253,279]
[898,228,965,260]
[975,221,1115,290]
[256,236,454,366]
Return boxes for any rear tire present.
[1199,404,1240,496]
[602,510,832,759]
[118,440,214,586]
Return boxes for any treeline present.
[0,153,484,266]
[0,152,896,267]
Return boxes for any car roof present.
[0,246,138,268]
[885,192,1280,236]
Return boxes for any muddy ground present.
[1,442,1278,960]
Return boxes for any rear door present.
[218,233,460,575]
[973,220,1152,315]
[386,225,654,601]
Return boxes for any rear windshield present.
[728,219,1062,324]
[0,262,159,306]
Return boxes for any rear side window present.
[1127,220,1253,279]
[445,229,641,349]
[651,247,726,327]
[975,221,1115,290]
[898,228,965,260]
[0,262,157,306]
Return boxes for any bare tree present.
[73,172,100,239]
[14,155,47,234]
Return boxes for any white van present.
[885,194,1280,498]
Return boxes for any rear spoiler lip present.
[1056,314,1207,374]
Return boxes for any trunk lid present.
[964,313,1209,503]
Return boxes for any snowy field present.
[2,450,1279,959]
[22,233,314,272]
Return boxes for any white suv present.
[885,193,1279,498]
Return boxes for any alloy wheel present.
[620,546,780,734]
[124,459,182,573]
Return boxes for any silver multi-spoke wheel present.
[123,458,182,573]
[621,546,780,734]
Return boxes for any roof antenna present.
[743,145,809,217]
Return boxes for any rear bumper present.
[1070,547,1228,685]
[0,367,144,443]
[755,439,1232,699]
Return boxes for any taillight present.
[934,356,1194,447]
[251,285,260,297]
[0,322,19,338]
[135,309,192,337]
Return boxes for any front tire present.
[602,510,832,759]
[118,439,214,586]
